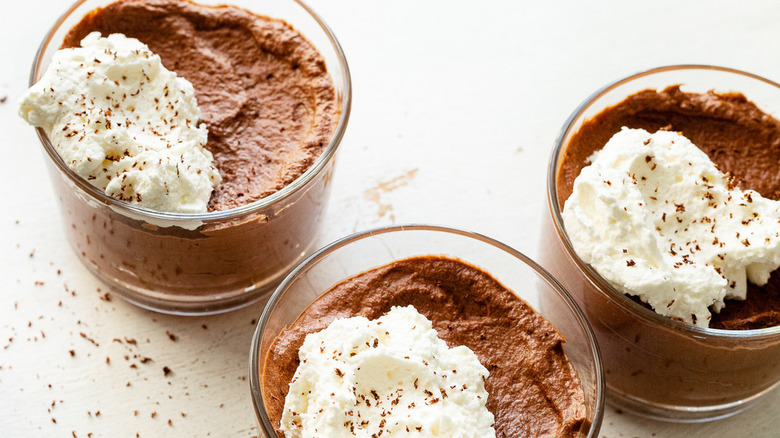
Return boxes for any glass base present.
[606,381,780,423]
[84,260,282,315]
[73,244,306,315]
[106,280,274,316]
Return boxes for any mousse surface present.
[263,256,587,437]
[63,0,338,211]
[559,86,780,329]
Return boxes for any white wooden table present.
[2,1,778,436]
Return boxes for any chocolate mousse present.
[263,256,587,437]
[62,0,339,211]
[558,86,780,330]
[31,0,346,311]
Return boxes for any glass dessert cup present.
[249,224,605,437]
[30,0,352,315]
[542,65,780,422]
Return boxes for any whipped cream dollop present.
[19,32,221,213]
[280,305,495,438]
[563,128,780,327]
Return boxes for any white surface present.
[1,0,779,437]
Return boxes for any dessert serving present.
[275,304,497,437]
[21,32,222,213]
[250,226,605,437]
[559,85,780,331]
[542,66,780,420]
[22,0,350,313]
[563,126,780,329]
[59,0,339,212]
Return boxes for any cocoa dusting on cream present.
[559,86,780,329]
[263,256,587,437]
[63,0,338,211]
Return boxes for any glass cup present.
[29,0,351,314]
[249,224,605,437]
[542,65,780,421]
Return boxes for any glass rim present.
[547,64,780,340]
[248,223,606,437]
[29,0,352,223]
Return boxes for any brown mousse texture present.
[62,0,338,211]
[558,86,780,329]
[263,256,587,438]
